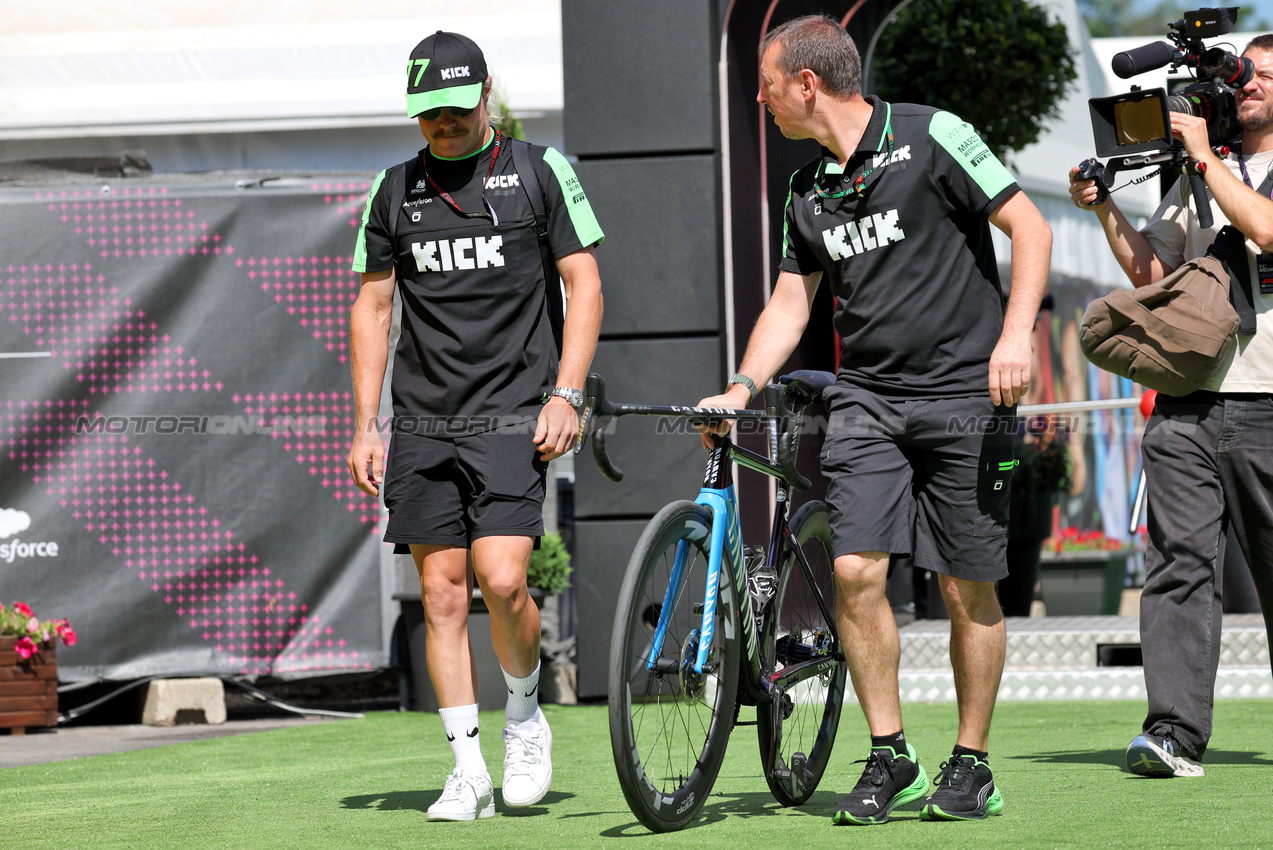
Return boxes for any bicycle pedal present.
[692,602,704,615]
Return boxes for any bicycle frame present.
[644,434,839,698]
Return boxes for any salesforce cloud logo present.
[0,509,31,539]
[0,509,59,563]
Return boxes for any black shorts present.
[382,429,548,551]
[819,387,1014,582]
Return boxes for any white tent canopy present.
[0,0,564,140]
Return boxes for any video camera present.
[1076,7,1254,227]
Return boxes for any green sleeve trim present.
[542,147,605,247]
[351,169,388,273]
[782,171,799,261]
[928,111,1015,202]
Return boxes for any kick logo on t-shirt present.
[411,236,505,272]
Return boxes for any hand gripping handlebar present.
[576,371,817,491]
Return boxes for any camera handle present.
[1185,161,1215,230]
[1076,144,1213,229]
[1075,158,1111,206]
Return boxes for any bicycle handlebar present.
[578,372,813,491]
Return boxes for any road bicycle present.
[577,370,846,832]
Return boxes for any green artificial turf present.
[3,700,1271,848]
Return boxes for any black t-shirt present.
[780,96,1019,398]
[352,131,604,435]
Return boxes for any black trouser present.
[1140,393,1273,759]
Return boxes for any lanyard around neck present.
[1235,140,1273,198]
[815,102,893,200]
[423,128,502,221]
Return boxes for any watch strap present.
[550,386,584,408]
[728,372,758,403]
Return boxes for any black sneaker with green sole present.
[920,753,1004,821]
[832,743,928,825]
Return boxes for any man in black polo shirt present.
[700,15,1051,823]
[346,31,604,821]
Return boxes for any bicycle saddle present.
[778,370,836,401]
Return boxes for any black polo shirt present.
[352,131,604,434]
[780,96,1019,398]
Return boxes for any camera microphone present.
[1112,41,1176,79]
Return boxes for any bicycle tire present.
[757,499,846,806]
[608,499,741,832]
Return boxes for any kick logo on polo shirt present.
[871,145,912,169]
[821,209,905,261]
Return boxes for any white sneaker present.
[1126,733,1205,778]
[427,770,496,821]
[501,714,553,807]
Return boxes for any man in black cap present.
[347,31,604,821]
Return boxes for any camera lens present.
[1167,93,1212,122]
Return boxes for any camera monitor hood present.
[1089,88,1172,158]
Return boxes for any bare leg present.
[471,535,540,677]
[835,551,902,735]
[939,575,1005,752]
[412,544,479,707]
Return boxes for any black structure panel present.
[575,155,722,336]
[575,337,722,519]
[562,0,719,156]
[573,518,652,700]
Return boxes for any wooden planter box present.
[0,636,58,735]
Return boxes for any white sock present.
[439,704,486,774]
[502,662,541,725]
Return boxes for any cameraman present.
[1069,35,1273,779]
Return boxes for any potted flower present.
[1045,526,1131,553]
[1,601,76,734]
[1038,528,1138,616]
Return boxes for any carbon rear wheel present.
[608,500,741,832]
[757,500,846,806]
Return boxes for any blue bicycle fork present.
[645,485,742,676]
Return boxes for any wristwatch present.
[728,372,759,403]
[550,386,584,409]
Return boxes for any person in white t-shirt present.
[1069,34,1273,780]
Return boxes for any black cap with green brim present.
[406,31,489,118]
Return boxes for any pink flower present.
[13,601,33,618]
[14,636,37,660]
[56,621,77,647]
[26,616,39,634]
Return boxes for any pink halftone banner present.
[39,187,233,260]
[233,389,379,531]
[235,254,359,363]
[4,237,365,674]
[3,400,369,676]
[314,180,373,230]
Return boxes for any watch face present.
[555,387,583,408]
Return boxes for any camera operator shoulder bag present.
[1079,173,1266,396]
[1078,253,1239,396]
